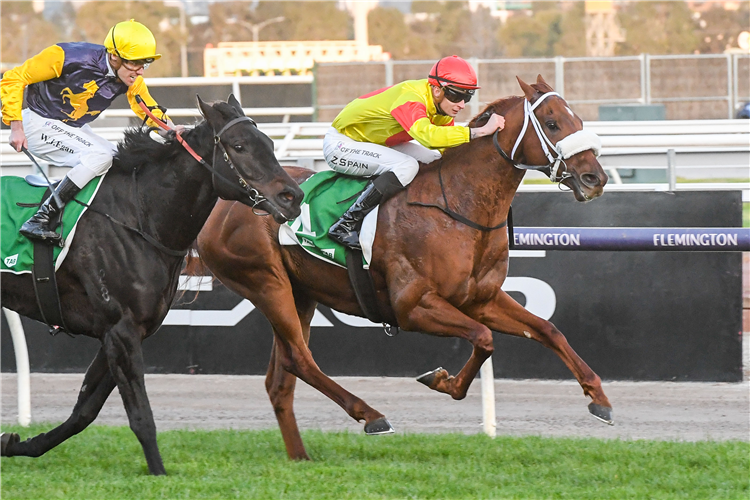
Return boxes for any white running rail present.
[3,308,31,426]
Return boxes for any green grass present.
[2,425,748,499]
[744,202,749,228]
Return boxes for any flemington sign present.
[513,227,750,251]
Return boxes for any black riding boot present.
[328,171,405,250]
[19,176,81,246]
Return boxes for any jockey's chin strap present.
[135,95,268,209]
[492,91,601,183]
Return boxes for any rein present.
[135,96,268,207]
[78,99,272,258]
[436,164,507,231]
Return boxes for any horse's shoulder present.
[406,160,442,207]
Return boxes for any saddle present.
[279,171,397,331]
[1,174,103,334]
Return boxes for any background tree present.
[498,7,564,57]
[1,1,62,66]
[694,3,750,53]
[615,1,700,55]
[553,2,587,57]
[368,6,411,59]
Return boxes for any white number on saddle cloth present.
[287,203,316,243]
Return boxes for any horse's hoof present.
[588,403,614,425]
[364,417,395,436]
[416,367,444,388]
[1,433,20,456]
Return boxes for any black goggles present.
[442,86,474,104]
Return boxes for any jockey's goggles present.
[442,86,474,104]
[120,57,155,71]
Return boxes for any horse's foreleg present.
[473,290,613,424]
[265,295,316,460]
[103,321,166,475]
[2,347,116,458]
[251,281,391,435]
[401,292,494,400]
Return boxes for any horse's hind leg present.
[265,294,316,460]
[2,347,116,458]
[472,290,613,424]
[102,320,166,475]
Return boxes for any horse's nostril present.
[581,173,600,188]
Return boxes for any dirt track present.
[2,374,748,442]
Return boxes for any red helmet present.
[428,55,480,90]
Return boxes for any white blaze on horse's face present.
[566,106,575,117]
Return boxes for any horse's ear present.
[516,76,536,101]
[536,74,550,88]
[227,94,245,116]
[196,94,220,126]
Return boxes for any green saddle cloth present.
[1,176,103,274]
[285,171,369,268]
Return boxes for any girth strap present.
[31,189,69,334]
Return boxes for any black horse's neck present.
[107,122,219,255]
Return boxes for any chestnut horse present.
[196,76,611,460]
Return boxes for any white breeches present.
[21,108,117,188]
[322,127,441,186]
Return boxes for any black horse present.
[0,95,303,475]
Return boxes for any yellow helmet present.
[103,19,161,61]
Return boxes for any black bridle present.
[136,96,268,210]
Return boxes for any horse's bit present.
[492,91,601,183]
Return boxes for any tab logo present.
[4,254,19,267]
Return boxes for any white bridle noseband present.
[497,91,602,182]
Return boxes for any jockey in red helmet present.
[325,55,505,249]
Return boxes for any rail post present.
[3,307,31,426]
[480,357,496,437]
[667,149,677,191]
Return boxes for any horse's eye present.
[233,144,244,152]
[546,121,558,131]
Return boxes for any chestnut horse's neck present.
[433,96,528,231]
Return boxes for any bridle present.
[74,97,280,258]
[490,91,601,184]
[135,96,269,211]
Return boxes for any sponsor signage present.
[1,191,744,381]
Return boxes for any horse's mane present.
[112,98,246,173]
[111,119,212,173]
[467,80,555,127]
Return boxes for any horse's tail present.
[176,241,214,304]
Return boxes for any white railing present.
[2,120,748,183]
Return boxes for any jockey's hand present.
[9,121,28,152]
[158,120,186,137]
[470,113,505,140]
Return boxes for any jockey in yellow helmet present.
[1,20,175,245]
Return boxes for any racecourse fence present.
[1,119,749,187]
[315,53,750,122]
